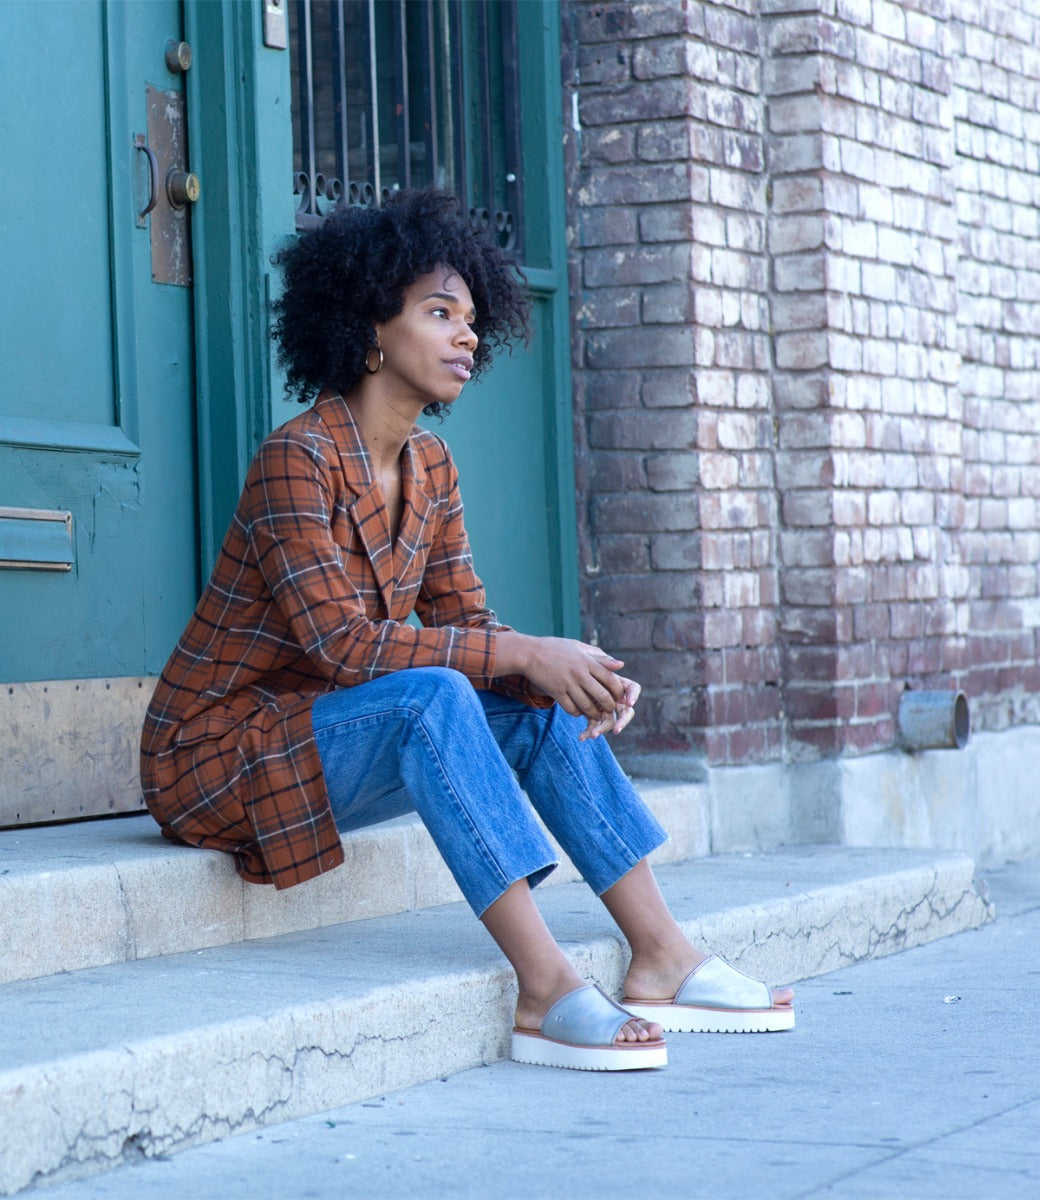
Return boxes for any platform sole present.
[511,1031,668,1071]
[622,1001,795,1034]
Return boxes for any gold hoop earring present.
[365,347,384,375]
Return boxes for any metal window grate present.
[289,0,523,259]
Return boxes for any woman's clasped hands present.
[495,632,641,741]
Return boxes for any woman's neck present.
[331,383,422,474]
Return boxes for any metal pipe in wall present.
[897,690,971,751]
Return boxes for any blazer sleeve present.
[246,425,500,688]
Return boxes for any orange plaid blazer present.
[141,394,544,889]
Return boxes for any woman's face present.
[372,266,479,409]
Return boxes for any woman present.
[141,188,793,1072]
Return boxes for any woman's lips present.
[446,356,473,381]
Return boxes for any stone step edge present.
[0,852,992,1196]
[0,779,709,985]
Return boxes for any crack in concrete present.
[26,1018,441,1193]
[112,865,138,962]
[794,1093,1040,1199]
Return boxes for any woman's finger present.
[585,661,627,706]
[579,711,615,741]
[612,705,636,734]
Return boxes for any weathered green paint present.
[0,0,198,682]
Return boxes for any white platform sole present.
[622,1002,795,1034]
[511,1031,668,1071]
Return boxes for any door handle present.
[134,135,160,219]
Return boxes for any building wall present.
[951,0,1040,729]
[563,0,1040,766]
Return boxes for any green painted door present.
[0,0,198,683]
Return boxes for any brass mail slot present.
[0,506,73,571]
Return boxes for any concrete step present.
[0,845,992,1195]
[0,779,709,984]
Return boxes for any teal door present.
[0,0,198,682]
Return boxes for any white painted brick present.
[721,290,743,326]
[829,333,863,371]
[873,0,906,42]
[696,370,736,408]
[861,262,897,300]
[867,490,900,525]
[736,373,771,410]
[827,254,862,294]
[842,218,878,258]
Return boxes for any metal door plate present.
[145,85,193,286]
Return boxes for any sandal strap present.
[541,984,634,1047]
[674,955,772,1011]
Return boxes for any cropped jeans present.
[310,666,667,917]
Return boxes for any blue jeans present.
[310,667,667,917]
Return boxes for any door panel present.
[431,291,560,636]
[0,0,198,685]
[2,5,115,423]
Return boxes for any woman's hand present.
[495,632,640,736]
[579,674,641,741]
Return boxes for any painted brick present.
[650,533,701,572]
[588,409,697,452]
[585,326,695,370]
[588,451,647,493]
[575,205,639,247]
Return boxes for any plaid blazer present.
[141,394,546,889]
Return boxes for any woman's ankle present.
[623,945,707,1001]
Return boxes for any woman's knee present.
[395,666,484,716]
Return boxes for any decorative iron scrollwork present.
[469,207,517,252]
[294,172,386,227]
[288,0,524,259]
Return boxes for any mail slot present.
[0,507,73,571]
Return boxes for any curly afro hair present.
[271,188,531,416]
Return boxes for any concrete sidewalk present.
[36,858,1039,1200]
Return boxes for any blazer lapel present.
[392,437,435,604]
[316,395,396,612]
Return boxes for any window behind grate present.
[289,0,523,260]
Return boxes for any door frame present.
[183,0,296,574]
[515,1,581,637]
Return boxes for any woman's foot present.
[622,949,796,1033]
[514,966,663,1042]
[512,982,668,1071]
[623,949,794,1009]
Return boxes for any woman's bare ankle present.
[513,965,586,1031]
[623,945,707,1002]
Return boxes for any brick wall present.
[951,0,1040,728]
[563,0,783,761]
[563,0,1040,764]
